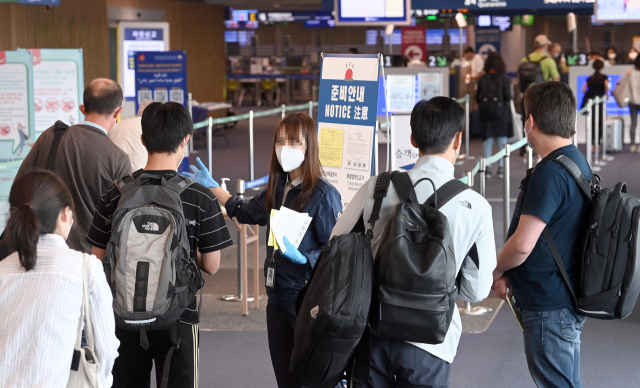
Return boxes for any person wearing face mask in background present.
[549,42,569,76]
[0,171,119,387]
[184,113,342,388]
[606,46,619,66]
[628,47,638,64]
[9,79,132,255]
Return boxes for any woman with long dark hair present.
[476,52,513,178]
[0,171,119,387]
[184,113,342,388]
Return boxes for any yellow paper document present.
[319,127,344,168]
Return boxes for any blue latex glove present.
[181,157,219,188]
[282,236,307,265]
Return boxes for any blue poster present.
[316,53,380,208]
[475,28,501,58]
[134,50,187,114]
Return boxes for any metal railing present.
[579,96,611,170]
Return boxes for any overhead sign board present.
[401,26,427,62]
[335,0,411,26]
[317,54,380,209]
[412,0,594,10]
[566,53,588,66]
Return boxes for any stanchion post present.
[207,117,213,173]
[236,180,245,301]
[526,145,533,169]
[574,111,579,147]
[188,92,194,153]
[479,157,486,197]
[586,100,593,166]
[241,223,248,316]
[281,104,286,119]
[249,110,255,181]
[465,95,470,158]
[594,97,600,165]
[308,100,313,120]
[253,226,260,310]
[460,168,493,316]
[602,96,608,160]
[503,144,511,243]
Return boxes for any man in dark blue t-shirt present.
[493,82,591,388]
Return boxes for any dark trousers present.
[112,322,199,388]
[365,336,451,388]
[267,304,301,388]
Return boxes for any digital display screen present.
[336,0,410,25]
[595,0,640,23]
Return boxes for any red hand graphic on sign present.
[46,98,59,113]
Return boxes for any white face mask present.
[276,146,305,172]
[630,52,638,60]
[176,140,187,170]
[65,211,73,241]
[525,117,534,150]
[608,53,616,59]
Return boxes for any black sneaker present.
[497,167,504,179]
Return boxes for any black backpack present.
[370,172,468,344]
[478,75,505,120]
[518,55,547,92]
[291,172,393,388]
[542,153,640,319]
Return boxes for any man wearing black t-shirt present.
[88,102,232,387]
[493,82,592,388]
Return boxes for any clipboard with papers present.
[505,287,524,331]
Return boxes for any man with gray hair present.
[109,100,155,171]
[16,78,132,253]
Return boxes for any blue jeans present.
[523,308,587,388]
[483,136,507,168]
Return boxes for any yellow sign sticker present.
[319,127,344,168]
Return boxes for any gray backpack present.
[103,173,201,347]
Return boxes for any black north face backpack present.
[370,172,468,344]
[541,153,640,319]
[290,172,393,388]
[518,54,547,92]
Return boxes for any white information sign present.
[33,60,79,136]
[388,74,414,112]
[418,72,443,102]
[390,114,418,171]
[0,64,29,156]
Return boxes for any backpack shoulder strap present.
[165,175,197,195]
[425,179,470,209]
[546,153,593,200]
[390,171,419,204]
[45,120,69,171]
[115,175,137,195]
[367,171,393,227]
[539,55,549,62]
[543,227,579,305]
[525,55,532,63]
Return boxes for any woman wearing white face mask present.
[0,171,119,387]
[185,113,343,388]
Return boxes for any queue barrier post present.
[526,145,533,170]
[249,110,255,182]
[602,96,609,161]
[503,144,511,244]
[479,157,486,198]
[221,179,262,314]
[594,97,601,165]
[281,104,286,119]
[587,99,593,168]
[207,117,213,173]
[309,100,313,120]
[188,92,194,153]
[574,110,579,147]
[465,95,471,158]
[459,170,493,316]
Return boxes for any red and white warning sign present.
[401,26,427,62]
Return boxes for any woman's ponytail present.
[5,171,73,271]
[6,204,41,271]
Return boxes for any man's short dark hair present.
[524,81,576,139]
[464,47,475,54]
[410,97,465,155]
[83,79,123,115]
[141,102,193,154]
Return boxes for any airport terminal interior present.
[2,0,640,387]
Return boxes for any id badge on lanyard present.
[266,253,276,289]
